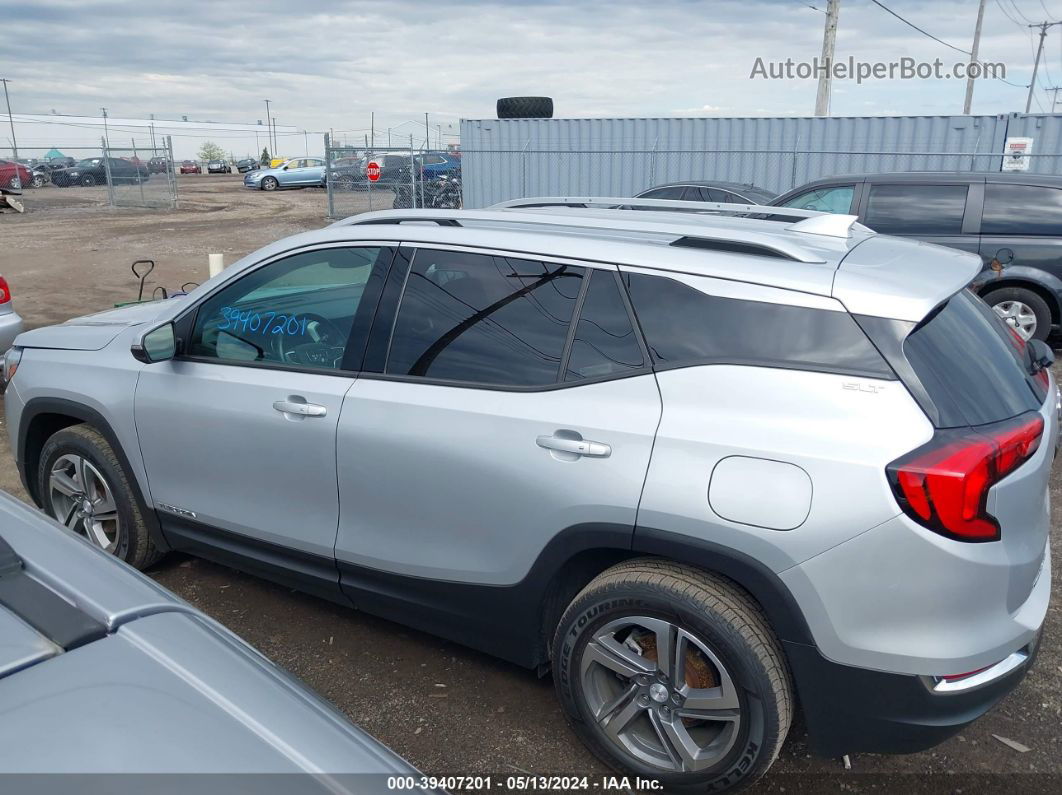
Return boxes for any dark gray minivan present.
[771,172,1062,341]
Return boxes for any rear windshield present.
[902,290,1043,427]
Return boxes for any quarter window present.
[864,184,968,235]
[779,185,854,214]
[386,249,584,386]
[564,270,645,381]
[188,247,389,371]
[982,184,1062,235]
[623,271,892,378]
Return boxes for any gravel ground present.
[1,177,1060,791]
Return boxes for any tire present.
[497,96,554,119]
[983,286,1052,342]
[5,175,19,190]
[261,176,279,191]
[81,174,97,187]
[553,559,792,793]
[37,424,163,570]
[31,173,45,188]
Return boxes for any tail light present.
[887,412,1044,542]
[0,276,11,304]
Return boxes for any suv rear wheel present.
[553,559,791,792]
[37,424,163,569]
[985,286,1051,342]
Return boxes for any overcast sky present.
[2,0,1061,146]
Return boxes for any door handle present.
[273,399,327,417]
[536,434,611,458]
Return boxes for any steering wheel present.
[277,312,346,367]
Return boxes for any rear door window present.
[864,184,968,235]
[564,270,645,381]
[982,184,1062,235]
[640,186,689,200]
[622,271,892,378]
[386,249,584,387]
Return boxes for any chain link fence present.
[324,135,462,220]
[1,137,177,210]
[461,149,1062,208]
[101,137,177,209]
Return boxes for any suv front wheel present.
[553,559,792,792]
[38,424,163,569]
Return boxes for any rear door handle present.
[273,399,327,417]
[536,434,611,458]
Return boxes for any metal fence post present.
[132,138,146,206]
[167,136,177,208]
[325,133,334,219]
[409,138,416,209]
[101,136,116,207]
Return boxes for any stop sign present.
[366,161,381,182]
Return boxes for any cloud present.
[0,0,1050,151]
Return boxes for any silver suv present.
[4,197,1055,791]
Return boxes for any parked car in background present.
[244,157,325,191]
[0,160,31,191]
[0,275,23,351]
[148,156,171,174]
[50,157,145,187]
[416,151,461,180]
[771,172,1062,341]
[46,156,76,169]
[179,160,201,174]
[235,158,259,173]
[330,154,412,191]
[207,159,230,174]
[0,491,423,787]
[636,180,776,205]
[6,199,1054,792]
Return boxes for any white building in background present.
[4,114,303,161]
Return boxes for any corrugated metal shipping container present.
[460,113,1062,208]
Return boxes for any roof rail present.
[492,197,868,239]
[336,208,833,263]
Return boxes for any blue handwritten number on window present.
[216,306,308,337]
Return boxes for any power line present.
[868,0,970,55]
[869,0,1029,87]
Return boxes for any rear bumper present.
[787,631,1040,756]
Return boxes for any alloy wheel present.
[993,300,1037,341]
[48,454,121,552]
[579,616,742,773]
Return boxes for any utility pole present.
[370,111,375,149]
[0,78,17,161]
[1026,22,1061,113]
[424,112,430,150]
[1048,87,1062,112]
[263,99,274,155]
[814,0,840,116]
[100,107,110,149]
[963,0,986,114]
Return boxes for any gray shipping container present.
[459,113,1062,208]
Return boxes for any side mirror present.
[1029,339,1055,372]
[131,322,177,364]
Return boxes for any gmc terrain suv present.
[772,172,1062,341]
[4,198,1055,792]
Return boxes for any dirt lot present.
[1,177,1060,791]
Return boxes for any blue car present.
[416,151,461,180]
[244,157,326,191]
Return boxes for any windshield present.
[75,159,100,168]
